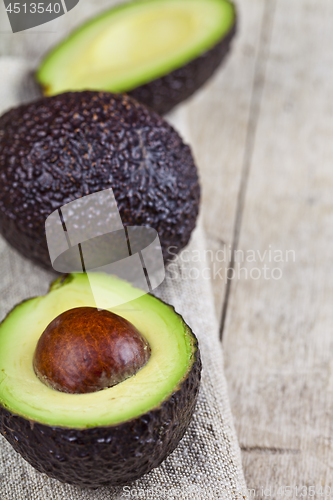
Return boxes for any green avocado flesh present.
[37,0,235,96]
[0,273,195,429]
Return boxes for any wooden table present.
[1,0,333,497]
[183,0,333,496]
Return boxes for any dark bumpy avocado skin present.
[128,14,237,115]
[0,92,200,271]
[0,341,201,488]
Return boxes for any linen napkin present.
[0,57,247,500]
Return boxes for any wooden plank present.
[222,0,333,496]
[180,0,266,318]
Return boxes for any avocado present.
[0,91,200,271]
[36,0,237,114]
[0,272,201,488]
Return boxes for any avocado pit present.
[33,307,151,394]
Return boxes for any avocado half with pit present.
[36,0,237,114]
[0,273,201,488]
[0,91,200,271]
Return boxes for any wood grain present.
[180,0,266,320]
[222,0,333,496]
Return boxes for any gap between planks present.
[219,0,277,341]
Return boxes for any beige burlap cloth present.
[0,57,247,499]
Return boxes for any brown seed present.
[33,307,151,394]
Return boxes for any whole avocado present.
[0,91,200,271]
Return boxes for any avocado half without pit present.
[0,273,201,488]
[36,0,237,114]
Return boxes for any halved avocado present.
[0,273,201,488]
[36,0,237,114]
